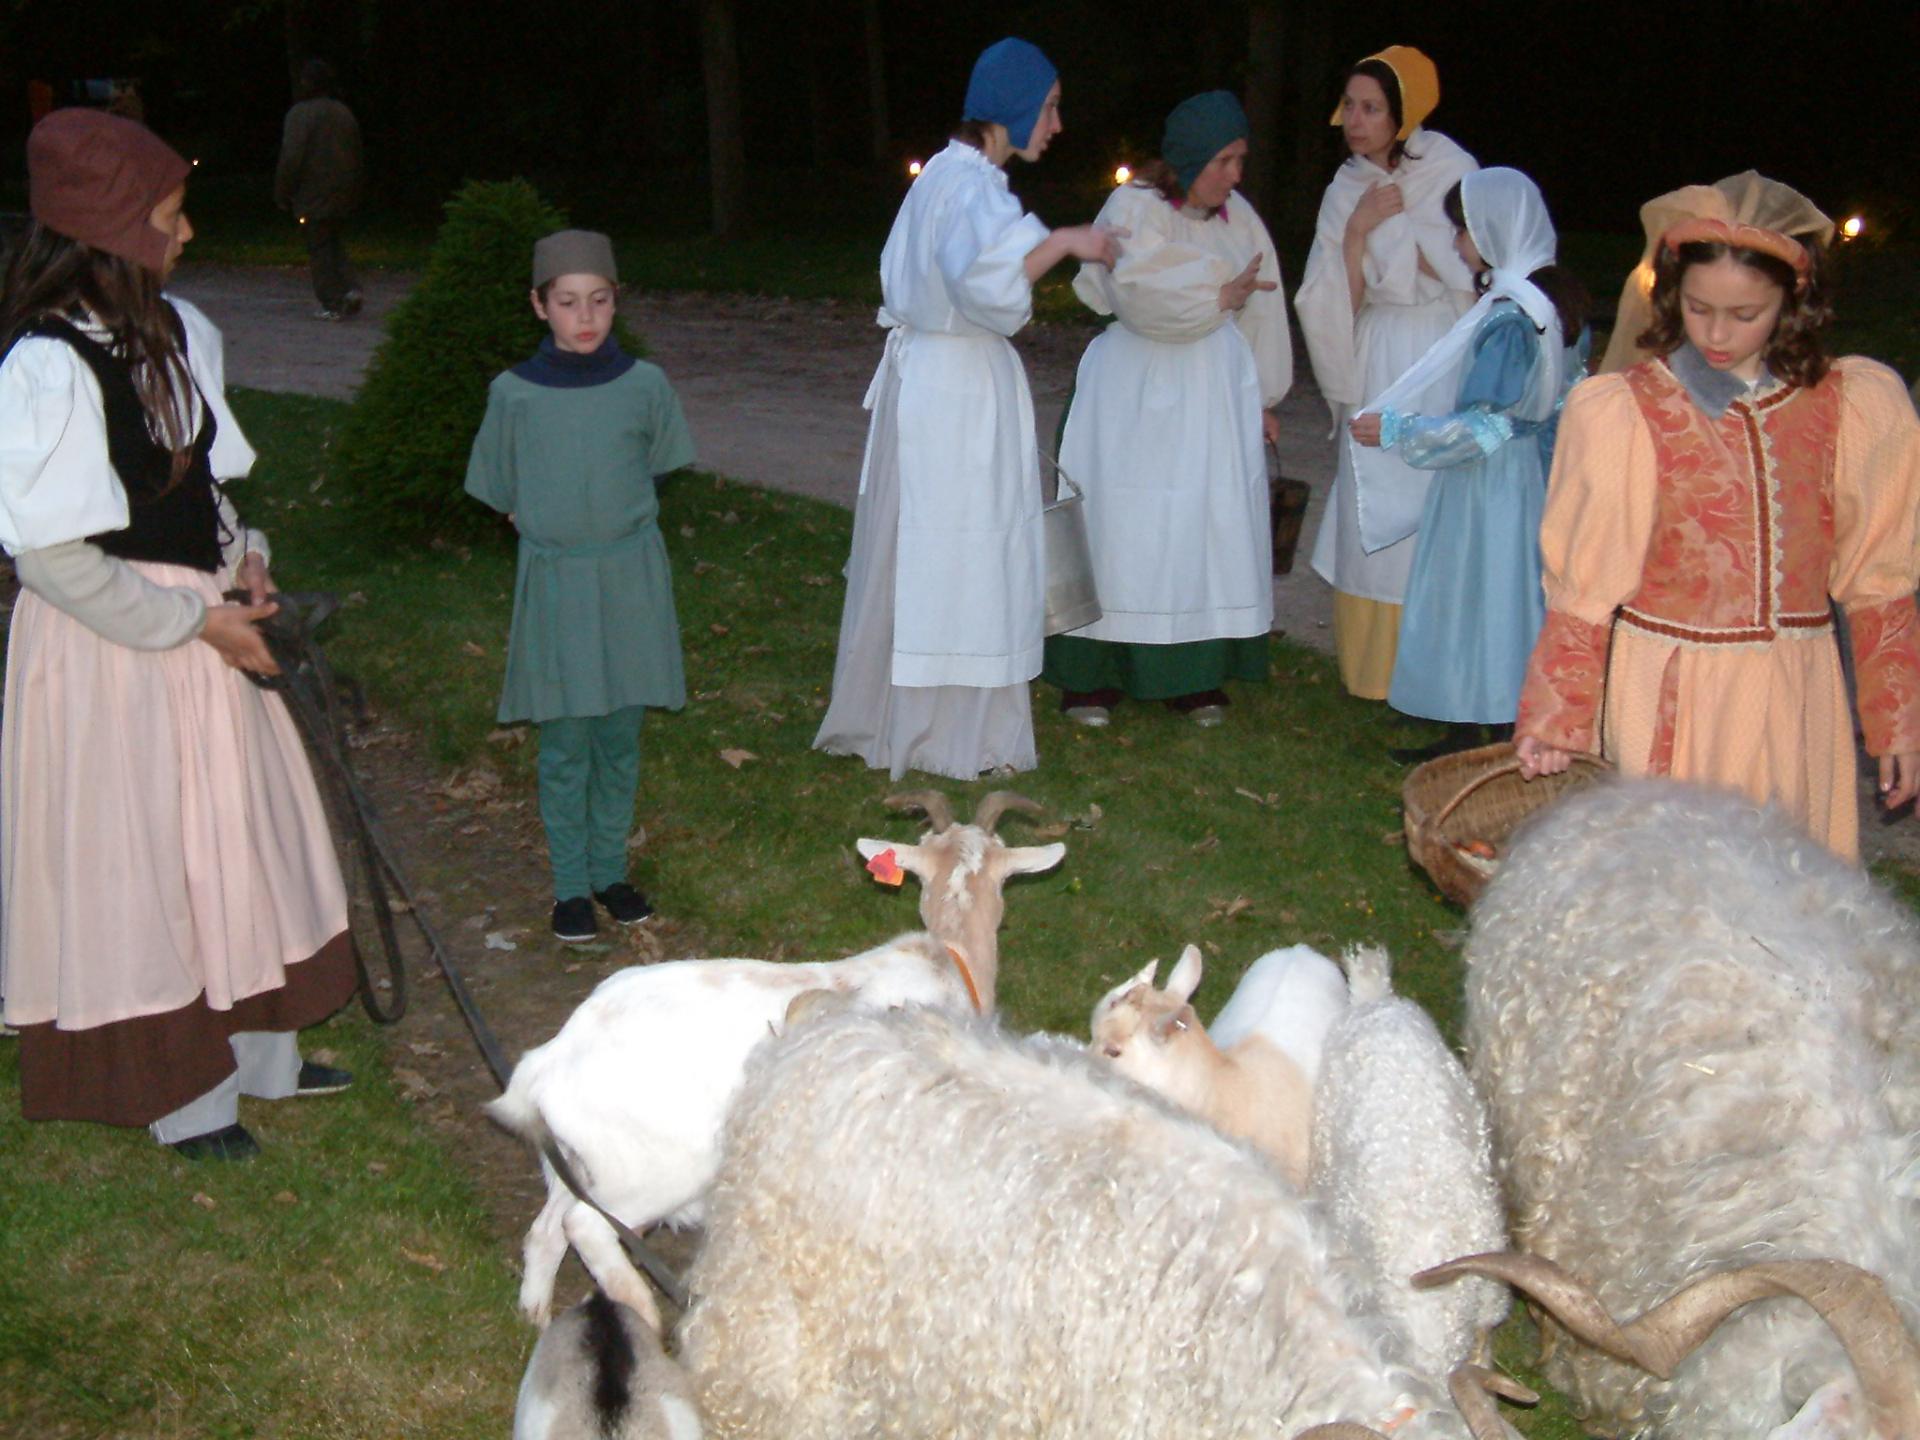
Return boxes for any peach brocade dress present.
[1515,356,1920,861]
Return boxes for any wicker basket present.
[1402,742,1611,906]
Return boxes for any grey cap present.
[532,228,618,288]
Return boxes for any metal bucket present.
[1042,461,1101,636]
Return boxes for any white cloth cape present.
[0,297,257,555]
[1059,183,1289,644]
[858,141,1050,689]
[1349,166,1568,553]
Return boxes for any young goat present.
[514,1291,704,1440]
[488,791,1064,1331]
[1089,943,1346,1187]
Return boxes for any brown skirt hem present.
[16,932,358,1127]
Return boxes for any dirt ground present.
[145,264,1920,1315]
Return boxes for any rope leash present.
[240,591,688,1309]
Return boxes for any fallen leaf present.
[625,826,648,851]
[484,727,526,748]
[692,560,715,575]
[719,748,758,769]
[709,623,731,636]
[386,897,413,914]
[406,1040,444,1058]
[273,1190,299,1206]
[461,640,487,658]
[1381,829,1406,846]
[366,1161,389,1176]
[483,930,519,952]
[1190,833,1221,854]
[679,525,696,538]
[801,574,831,587]
[1205,894,1254,923]
[1030,821,1071,840]
[391,1067,438,1101]
[400,1248,447,1274]
[191,1192,217,1210]
[343,591,367,607]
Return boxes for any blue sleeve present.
[1380,310,1540,471]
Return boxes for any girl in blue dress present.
[1347,167,1588,761]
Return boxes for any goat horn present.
[1418,1253,1920,1435]
[1447,1363,1537,1440]
[971,791,1043,834]
[883,790,954,833]
[1291,1427,1393,1440]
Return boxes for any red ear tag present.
[866,848,905,886]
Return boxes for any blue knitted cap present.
[962,37,1058,152]
[1162,91,1249,193]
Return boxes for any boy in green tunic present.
[465,229,695,942]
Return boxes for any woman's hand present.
[1878,752,1920,811]
[1348,412,1384,447]
[1262,410,1281,447]
[1219,253,1277,313]
[1346,182,1404,242]
[234,550,274,605]
[200,599,280,676]
[1515,733,1572,779]
[1065,223,1127,267]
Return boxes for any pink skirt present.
[1,563,350,1034]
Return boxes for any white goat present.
[1309,946,1508,1379]
[1088,942,1347,1186]
[488,791,1064,1330]
[1453,779,1920,1440]
[677,998,1533,1440]
[514,1291,705,1440]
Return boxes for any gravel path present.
[168,261,1341,652]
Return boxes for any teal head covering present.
[963,37,1058,152]
[1161,90,1249,193]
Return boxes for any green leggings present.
[537,706,644,901]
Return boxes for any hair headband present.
[1660,218,1811,291]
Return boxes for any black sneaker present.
[295,1060,354,1096]
[552,896,598,942]
[171,1123,260,1162]
[593,882,655,926]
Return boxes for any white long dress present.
[1298,131,1477,672]
[813,140,1051,779]
[1058,182,1291,645]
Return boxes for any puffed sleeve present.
[172,297,257,481]
[1385,310,1535,471]
[646,371,696,477]
[0,338,129,554]
[1073,186,1232,344]
[935,178,1049,338]
[463,377,517,513]
[1828,357,1920,757]
[1515,375,1659,752]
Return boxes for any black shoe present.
[593,882,655,926]
[1390,723,1484,766]
[171,1123,260,1162]
[295,1060,354,1096]
[552,896,598,943]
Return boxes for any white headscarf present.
[1349,167,1567,553]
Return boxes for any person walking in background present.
[1296,46,1477,701]
[1514,174,1920,862]
[275,57,363,321]
[1045,90,1290,730]
[1348,168,1588,762]
[812,37,1121,780]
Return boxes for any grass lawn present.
[8,391,1920,1428]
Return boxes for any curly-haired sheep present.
[1310,946,1509,1380]
[676,999,1530,1440]
[1460,780,1920,1440]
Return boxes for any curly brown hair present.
[1637,239,1833,388]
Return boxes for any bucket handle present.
[1040,448,1081,508]
[1429,749,1611,832]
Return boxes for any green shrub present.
[336,178,641,538]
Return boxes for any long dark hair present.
[1342,59,1419,168]
[0,223,197,483]
[1638,240,1832,388]
[1442,181,1590,345]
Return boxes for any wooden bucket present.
[1271,477,1312,576]
[1402,742,1611,906]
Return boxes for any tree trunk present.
[1287,4,1337,235]
[700,0,746,236]
[1242,0,1284,214]
[863,0,890,163]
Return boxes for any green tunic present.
[465,361,695,724]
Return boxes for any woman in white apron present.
[1045,91,1292,729]
[813,37,1121,779]
[1296,45,1477,699]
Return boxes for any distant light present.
[1113,165,1132,186]
[1841,215,1864,241]
[907,159,922,178]
[190,157,201,168]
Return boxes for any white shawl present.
[1294,128,1478,421]
[1349,167,1567,553]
